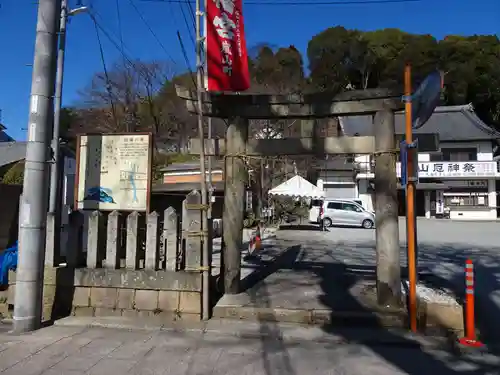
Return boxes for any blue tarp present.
[0,241,18,285]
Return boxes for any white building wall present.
[357,179,374,212]
[355,142,494,165]
[354,141,499,221]
[440,141,493,161]
[488,178,497,218]
[449,210,496,220]
[438,141,496,220]
[418,153,430,162]
[354,154,370,164]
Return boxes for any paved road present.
[0,325,498,375]
[275,218,500,272]
[215,218,500,278]
[273,218,500,341]
[1,220,498,374]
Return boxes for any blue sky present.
[0,0,499,141]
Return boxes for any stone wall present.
[1,267,202,322]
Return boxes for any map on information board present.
[76,133,152,211]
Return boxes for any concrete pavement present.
[0,323,499,375]
[209,219,500,344]
[211,226,278,278]
[269,219,500,341]
[2,220,498,374]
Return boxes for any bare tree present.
[75,59,178,136]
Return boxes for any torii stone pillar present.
[176,86,403,306]
[373,109,400,306]
[223,117,248,293]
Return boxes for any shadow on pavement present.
[278,224,324,231]
[246,246,302,375]
[319,266,499,374]
[414,243,500,355]
[346,240,500,355]
[238,237,500,374]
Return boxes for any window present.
[430,153,443,162]
[342,203,362,212]
[310,199,323,208]
[327,202,342,209]
[351,199,363,207]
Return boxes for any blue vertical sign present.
[400,141,408,188]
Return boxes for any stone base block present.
[6,266,204,323]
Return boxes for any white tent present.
[268,175,325,199]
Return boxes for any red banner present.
[206,0,250,92]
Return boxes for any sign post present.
[404,65,418,333]
[400,141,408,188]
[403,66,443,333]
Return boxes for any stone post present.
[86,211,103,268]
[164,207,178,271]
[373,109,401,307]
[145,211,160,270]
[126,211,140,270]
[183,191,202,271]
[223,117,249,294]
[105,211,120,269]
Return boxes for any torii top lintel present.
[175,85,404,119]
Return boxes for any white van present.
[309,199,363,222]
[309,199,375,229]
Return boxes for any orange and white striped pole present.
[458,259,483,347]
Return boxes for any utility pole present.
[48,0,67,216]
[195,0,210,320]
[207,118,213,217]
[260,158,264,220]
[14,0,62,333]
[48,0,87,264]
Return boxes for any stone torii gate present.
[176,86,404,307]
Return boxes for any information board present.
[75,133,152,211]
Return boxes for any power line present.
[140,0,422,6]
[178,0,196,48]
[177,30,197,89]
[89,9,137,64]
[184,0,196,32]
[117,0,139,132]
[163,0,181,33]
[91,12,120,130]
[115,0,127,67]
[126,0,179,65]
[89,10,171,82]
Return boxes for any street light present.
[68,6,88,16]
[48,0,88,256]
